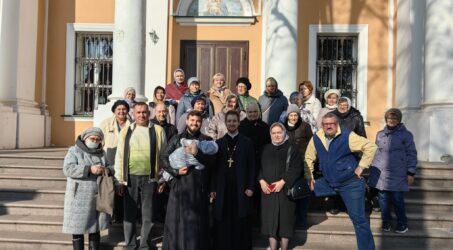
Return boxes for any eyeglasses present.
[322,122,337,127]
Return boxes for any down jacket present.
[368,124,417,192]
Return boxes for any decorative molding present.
[64,23,114,116]
[308,24,369,121]
[175,16,256,26]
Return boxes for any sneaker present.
[328,208,340,215]
[395,225,408,234]
[382,223,391,232]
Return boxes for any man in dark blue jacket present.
[304,112,377,250]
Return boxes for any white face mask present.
[85,141,99,149]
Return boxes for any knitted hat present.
[324,89,341,101]
[287,104,300,116]
[385,108,402,122]
[187,77,200,86]
[190,94,207,107]
[111,100,130,113]
[80,127,104,141]
[236,77,252,90]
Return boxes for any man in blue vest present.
[304,112,377,250]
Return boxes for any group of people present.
[62,69,418,250]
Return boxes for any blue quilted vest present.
[313,129,358,187]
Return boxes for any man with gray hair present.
[304,112,377,250]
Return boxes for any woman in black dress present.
[259,122,304,250]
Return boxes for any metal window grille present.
[316,35,358,107]
[74,32,113,115]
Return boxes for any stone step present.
[407,185,453,199]
[405,198,453,213]
[0,199,64,216]
[0,155,64,166]
[413,174,453,188]
[416,161,453,176]
[254,223,453,249]
[0,164,64,177]
[0,175,66,189]
[0,215,63,233]
[307,211,453,229]
[0,188,65,201]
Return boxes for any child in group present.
[368,108,417,234]
[160,138,218,182]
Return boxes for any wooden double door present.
[180,41,249,92]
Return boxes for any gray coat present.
[62,144,112,234]
[368,124,417,192]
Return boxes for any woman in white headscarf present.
[258,123,303,250]
[316,89,341,129]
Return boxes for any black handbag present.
[285,146,311,200]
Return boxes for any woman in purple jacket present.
[368,108,417,234]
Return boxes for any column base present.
[0,104,17,149]
[402,105,453,162]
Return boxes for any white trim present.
[64,23,114,116]
[387,0,394,108]
[308,24,369,121]
[260,0,269,93]
[41,0,48,107]
[175,17,256,26]
[63,116,93,122]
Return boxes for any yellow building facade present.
[1,0,452,162]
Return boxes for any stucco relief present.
[178,0,254,16]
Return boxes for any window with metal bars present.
[74,32,113,115]
[316,35,358,107]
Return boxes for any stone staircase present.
[0,149,452,249]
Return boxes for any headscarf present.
[270,122,289,146]
[173,68,185,79]
[123,87,136,99]
[338,96,352,111]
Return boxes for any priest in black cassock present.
[239,103,271,225]
[160,110,216,250]
[211,110,255,250]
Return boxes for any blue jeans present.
[378,191,407,227]
[314,177,375,250]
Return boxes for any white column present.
[262,0,298,97]
[110,0,147,102]
[145,0,169,100]
[422,0,453,161]
[0,0,44,149]
[395,0,424,110]
[424,0,453,105]
[94,0,147,126]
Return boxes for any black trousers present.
[123,175,156,250]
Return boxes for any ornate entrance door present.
[180,40,249,91]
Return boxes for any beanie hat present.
[191,94,207,107]
[80,127,104,141]
[385,108,402,123]
[236,77,252,90]
[287,104,300,116]
[111,100,130,113]
[324,89,341,101]
[187,77,200,86]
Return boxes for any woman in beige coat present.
[208,73,232,114]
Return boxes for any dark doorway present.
[180,40,249,92]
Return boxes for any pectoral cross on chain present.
[228,158,234,168]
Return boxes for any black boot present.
[72,236,84,250]
[88,232,100,250]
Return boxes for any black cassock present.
[160,130,216,250]
[212,133,255,250]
